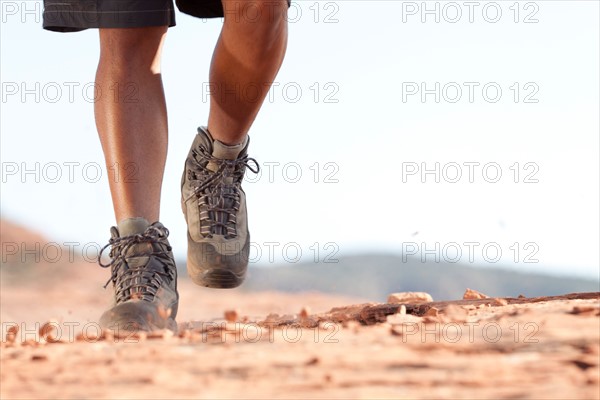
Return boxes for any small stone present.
[425,307,439,317]
[6,325,19,343]
[570,306,598,315]
[387,292,433,304]
[147,329,173,340]
[493,298,508,306]
[178,329,192,339]
[224,309,239,323]
[39,321,59,343]
[299,307,311,319]
[305,356,320,366]
[31,354,48,361]
[463,288,490,300]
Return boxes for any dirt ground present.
[1,220,599,399]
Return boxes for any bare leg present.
[94,26,169,224]
[208,0,289,145]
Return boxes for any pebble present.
[463,288,490,300]
[387,292,433,304]
[299,307,310,319]
[224,309,239,323]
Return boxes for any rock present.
[359,304,404,325]
[387,292,433,304]
[463,288,490,300]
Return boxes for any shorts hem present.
[43,8,176,32]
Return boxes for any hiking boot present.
[181,126,259,288]
[98,218,179,332]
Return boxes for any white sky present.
[1,1,599,279]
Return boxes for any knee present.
[99,26,167,73]
[223,0,288,38]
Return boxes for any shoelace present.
[184,146,259,238]
[98,225,175,304]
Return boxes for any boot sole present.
[187,263,246,288]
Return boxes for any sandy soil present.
[1,220,599,399]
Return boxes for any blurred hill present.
[241,254,599,302]
[2,217,597,303]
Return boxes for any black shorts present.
[43,0,290,32]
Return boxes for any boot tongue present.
[207,137,248,172]
[117,218,152,268]
[117,217,151,237]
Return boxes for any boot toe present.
[99,300,176,332]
